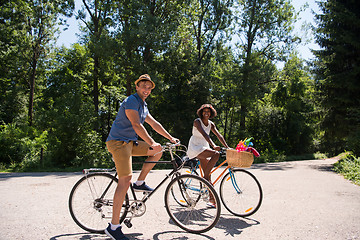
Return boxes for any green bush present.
[74,130,112,168]
[333,153,360,186]
[0,123,48,171]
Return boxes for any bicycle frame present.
[188,150,232,186]
[83,143,186,205]
[71,142,221,233]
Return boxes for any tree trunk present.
[126,70,132,96]
[93,55,99,114]
[28,54,38,126]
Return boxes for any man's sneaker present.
[132,182,154,192]
[105,224,129,240]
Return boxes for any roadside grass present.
[284,152,328,161]
[1,152,359,184]
[0,163,86,173]
[254,152,328,164]
[333,152,360,186]
[0,158,170,173]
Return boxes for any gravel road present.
[0,158,359,240]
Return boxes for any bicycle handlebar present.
[149,141,181,151]
[161,141,181,151]
[219,147,235,156]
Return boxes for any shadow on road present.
[308,163,335,172]
[0,171,82,181]
[251,162,294,171]
[162,213,260,239]
[50,232,107,239]
[215,214,260,237]
[152,230,215,240]
[50,231,214,240]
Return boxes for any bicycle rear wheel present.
[165,174,221,234]
[220,168,262,217]
[68,173,129,233]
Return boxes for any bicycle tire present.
[165,174,221,234]
[178,166,199,176]
[69,173,129,233]
[171,166,199,206]
[219,168,262,217]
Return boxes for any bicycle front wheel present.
[171,166,199,207]
[220,168,262,217]
[68,173,129,233]
[165,174,221,234]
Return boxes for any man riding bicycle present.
[105,74,178,240]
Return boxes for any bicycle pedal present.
[124,219,132,228]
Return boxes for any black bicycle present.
[68,142,221,234]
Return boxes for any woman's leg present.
[197,149,219,206]
[197,149,220,182]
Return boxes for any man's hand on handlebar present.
[149,142,162,152]
[169,137,180,144]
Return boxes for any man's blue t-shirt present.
[106,93,149,142]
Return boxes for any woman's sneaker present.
[105,224,129,240]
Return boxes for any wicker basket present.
[226,149,254,168]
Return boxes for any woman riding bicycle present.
[187,104,230,206]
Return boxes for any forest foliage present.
[0,0,359,171]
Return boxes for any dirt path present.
[0,158,359,240]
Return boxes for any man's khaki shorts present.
[106,140,150,177]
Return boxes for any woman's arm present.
[210,122,230,148]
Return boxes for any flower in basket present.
[236,137,252,152]
[236,141,247,152]
[236,137,260,157]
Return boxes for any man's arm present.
[125,109,157,147]
[145,114,178,143]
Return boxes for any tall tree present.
[113,0,185,96]
[272,54,315,154]
[314,0,360,155]
[38,44,109,167]
[1,0,74,126]
[234,0,297,131]
[27,0,74,126]
[0,0,29,124]
[77,0,114,115]
[185,0,233,66]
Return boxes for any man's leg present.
[132,141,163,182]
[137,151,163,181]
[105,140,132,239]
[111,175,131,225]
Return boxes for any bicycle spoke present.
[165,174,220,233]
[220,169,262,217]
[69,173,128,233]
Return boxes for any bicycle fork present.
[176,175,211,205]
[228,168,242,194]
